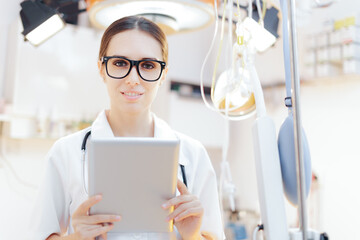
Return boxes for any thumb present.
[73,195,102,217]
[177,179,189,195]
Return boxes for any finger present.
[87,223,114,238]
[79,223,102,231]
[100,232,107,240]
[177,179,190,195]
[162,195,195,209]
[166,201,199,221]
[173,207,204,222]
[77,214,121,225]
[100,223,110,240]
[72,224,103,238]
[73,195,103,216]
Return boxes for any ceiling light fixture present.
[20,0,66,46]
[86,0,215,34]
[19,0,215,46]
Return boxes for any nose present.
[125,65,140,86]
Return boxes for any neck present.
[106,109,154,137]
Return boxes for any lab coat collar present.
[91,110,188,166]
[91,110,114,139]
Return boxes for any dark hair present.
[98,16,168,64]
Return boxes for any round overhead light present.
[87,0,215,34]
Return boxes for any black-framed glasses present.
[101,56,166,82]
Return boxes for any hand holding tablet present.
[162,180,204,240]
[71,195,121,239]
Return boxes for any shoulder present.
[154,115,208,158]
[47,127,91,160]
[174,130,212,172]
[154,114,211,169]
[54,127,90,147]
[174,130,206,153]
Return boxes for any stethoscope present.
[81,130,188,195]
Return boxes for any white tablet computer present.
[88,138,180,233]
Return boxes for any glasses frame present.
[101,56,166,82]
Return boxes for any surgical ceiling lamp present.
[86,0,215,34]
[19,0,215,46]
[20,0,66,46]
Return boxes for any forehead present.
[106,29,163,60]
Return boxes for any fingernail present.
[165,216,170,222]
[174,216,179,221]
[162,203,167,209]
[116,216,121,220]
[95,195,102,200]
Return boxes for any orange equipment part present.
[86,0,218,10]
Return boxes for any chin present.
[120,104,148,115]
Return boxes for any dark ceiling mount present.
[20,0,62,36]
[42,0,84,25]
[218,0,280,39]
[19,0,87,46]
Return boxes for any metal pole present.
[287,0,308,239]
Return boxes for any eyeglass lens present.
[106,58,163,81]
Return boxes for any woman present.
[30,16,223,240]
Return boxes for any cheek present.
[143,84,160,102]
[146,83,160,94]
[105,79,120,96]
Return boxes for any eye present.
[113,59,128,67]
[140,61,156,70]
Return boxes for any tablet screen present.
[88,138,180,233]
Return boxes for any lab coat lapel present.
[153,114,188,166]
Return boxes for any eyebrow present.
[109,55,159,61]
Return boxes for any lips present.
[121,91,144,100]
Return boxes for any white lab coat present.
[29,111,224,240]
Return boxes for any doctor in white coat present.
[29,16,224,240]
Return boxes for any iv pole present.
[286,0,308,239]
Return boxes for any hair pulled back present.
[98,16,168,64]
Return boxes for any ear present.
[97,60,106,82]
[159,66,169,87]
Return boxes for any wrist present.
[65,233,80,240]
[56,233,77,240]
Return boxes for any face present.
[98,29,168,115]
